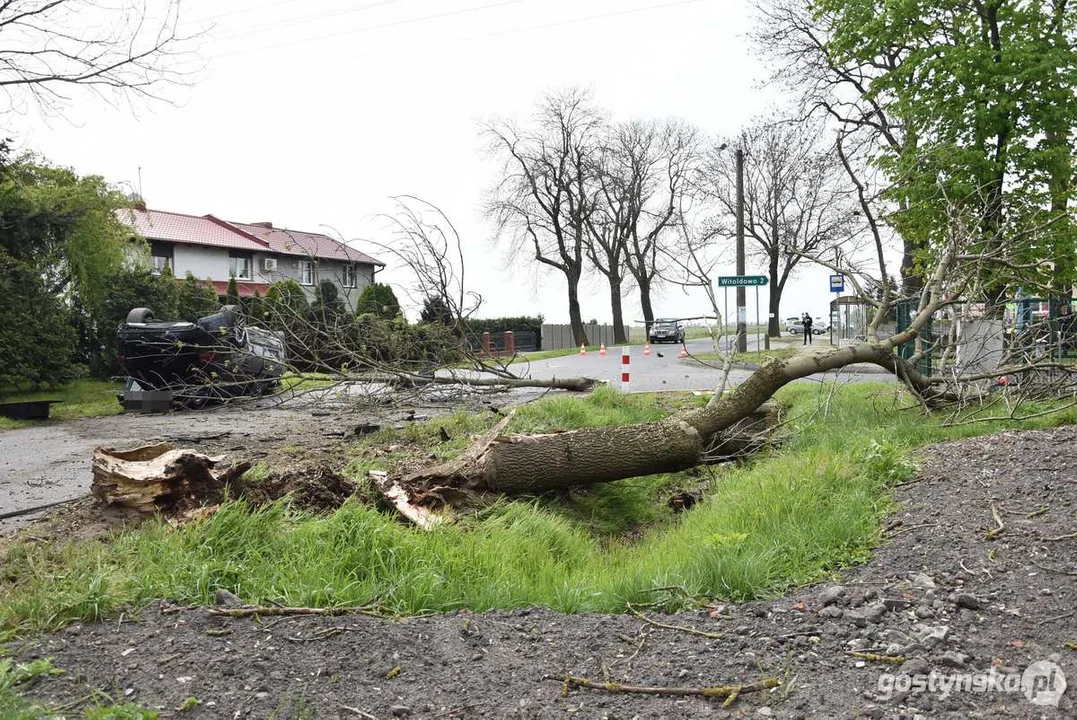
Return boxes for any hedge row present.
[466,316,543,341]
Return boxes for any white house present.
[119,206,384,311]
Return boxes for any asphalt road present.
[514,337,893,392]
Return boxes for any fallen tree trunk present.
[370,373,600,393]
[381,341,941,523]
[91,442,248,516]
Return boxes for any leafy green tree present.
[811,0,1077,293]
[420,295,454,326]
[177,273,219,322]
[0,257,77,389]
[225,276,240,306]
[0,146,132,388]
[79,267,182,376]
[246,289,266,324]
[355,283,402,320]
[312,279,347,316]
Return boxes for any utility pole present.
[736,147,747,353]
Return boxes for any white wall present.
[163,244,376,312]
[173,244,229,279]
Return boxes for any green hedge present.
[467,316,544,348]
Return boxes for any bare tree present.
[0,0,200,116]
[590,118,700,340]
[750,0,917,291]
[365,195,481,334]
[484,88,603,347]
[700,118,860,337]
[373,181,1077,524]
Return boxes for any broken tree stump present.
[91,442,248,516]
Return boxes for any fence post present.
[504,330,515,355]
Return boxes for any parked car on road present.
[787,317,828,335]
[649,318,685,344]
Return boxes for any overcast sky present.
[12,0,851,327]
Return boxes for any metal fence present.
[895,297,1077,376]
[541,323,630,350]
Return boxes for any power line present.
[215,0,529,58]
[467,0,703,43]
[213,0,704,60]
[191,0,339,25]
[209,0,414,43]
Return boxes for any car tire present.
[126,307,156,324]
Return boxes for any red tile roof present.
[119,208,384,266]
[119,208,267,252]
[208,280,272,297]
[228,221,384,266]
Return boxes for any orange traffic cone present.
[599,343,607,356]
[679,344,688,359]
[643,343,651,357]
[579,343,587,356]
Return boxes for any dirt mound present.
[14,426,1077,718]
[242,466,359,513]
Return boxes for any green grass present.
[3,383,1076,635]
[0,380,124,430]
[0,656,158,719]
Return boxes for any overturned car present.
[118,306,287,410]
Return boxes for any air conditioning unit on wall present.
[263,257,277,271]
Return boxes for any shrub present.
[0,260,77,391]
[466,316,544,349]
[356,283,402,320]
[177,272,219,322]
[75,266,186,378]
[420,295,454,326]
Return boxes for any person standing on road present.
[803,313,814,345]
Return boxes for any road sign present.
[717,275,768,287]
[830,274,845,293]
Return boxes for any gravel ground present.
[11,425,1077,719]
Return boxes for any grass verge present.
[0,380,124,430]
[0,656,158,719]
[3,384,1076,635]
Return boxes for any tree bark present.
[638,276,655,336]
[375,373,599,393]
[388,339,941,519]
[767,253,782,337]
[609,276,627,344]
[567,276,588,346]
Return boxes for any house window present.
[342,264,356,288]
[300,259,315,286]
[229,252,253,280]
[150,241,173,275]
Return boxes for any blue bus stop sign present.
[830,274,845,293]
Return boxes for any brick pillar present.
[504,330,515,355]
[482,332,491,356]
